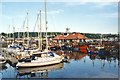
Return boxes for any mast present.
[38,24,40,49]
[7,26,8,45]
[8,25,11,45]
[23,19,26,45]
[13,26,15,44]
[26,12,29,47]
[39,10,42,50]
[100,33,103,45]
[18,28,20,39]
[45,0,48,50]
[18,28,20,45]
[7,25,10,45]
[0,33,1,48]
[8,25,10,38]
[12,19,15,44]
[37,13,39,40]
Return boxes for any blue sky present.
[0,0,118,34]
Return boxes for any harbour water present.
[0,50,118,79]
[0,1,119,80]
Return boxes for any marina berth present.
[0,0,118,78]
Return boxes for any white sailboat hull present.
[16,56,63,68]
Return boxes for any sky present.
[0,0,119,34]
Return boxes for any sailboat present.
[15,12,40,57]
[16,0,64,68]
[95,34,104,50]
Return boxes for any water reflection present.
[0,47,118,78]
[55,48,118,72]
[87,49,118,72]
[56,47,118,61]
[0,63,7,71]
[88,49,118,62]
[16,62,64,78]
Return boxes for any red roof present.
[66,33,88,40]
[53,33,88,40]
[53,35,65,40]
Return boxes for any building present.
[53,32,88,43]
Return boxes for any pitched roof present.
[53,35,65,40]
[65,33,88,40]
[53,33,88,40]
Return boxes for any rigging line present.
[22,14,28,31]
[33,13,40,32]
[22,20,25,29]
[22,13,28,44]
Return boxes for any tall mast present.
[45,0,48,50]
[23,19,26,45]
[18,28,20,39]
[38,24,39,39]
[35,13,40,39]
[7,25,10,45]
[13,26,15,43]
[12,19,15,43]
[27,12,29,46]
[18,28,20,45]
[7,25,9,45]
[100,33,103,45]
[39,10,42,50]
[8,25,10,38]
[0,34,1,48]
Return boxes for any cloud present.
[65,1,117,7]
[104,12,118,18]
[63,0,118,9]
[1,0,119,2]
[65,2,87,6]
[2,15,25,20]
[85,12,118,18]
[41,9,64,14]
[94,2,117,8]
[61,0,118,2]
[2,15,12,20]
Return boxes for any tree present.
[1,32,7,37]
